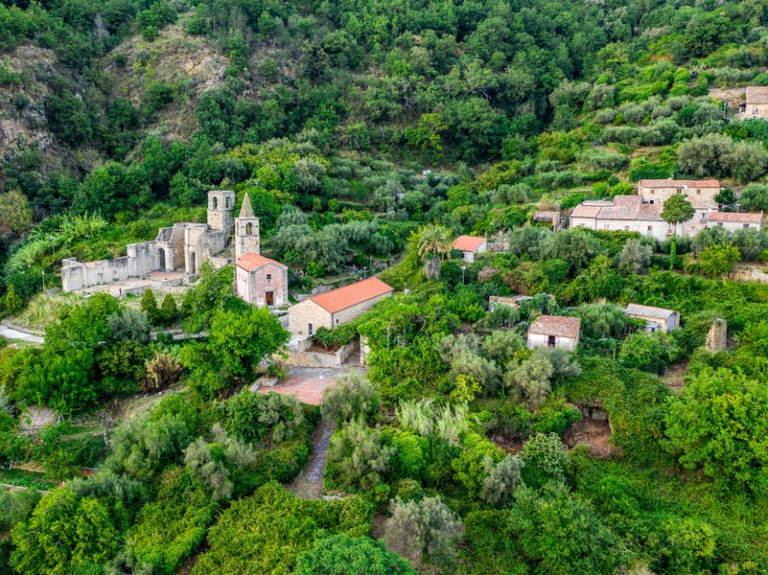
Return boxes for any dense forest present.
[3,0,768,573]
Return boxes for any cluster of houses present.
[570,179,763,240]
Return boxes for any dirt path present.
[286,419,335,499]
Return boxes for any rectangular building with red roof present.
[288,277,394,336]
[453,235,487,263]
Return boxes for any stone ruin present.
[704,318,727,353]
[61,191,238,295]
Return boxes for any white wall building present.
[706,211,763,233]
[452,236,487,263]
[527,315,581,351]
[570,196,676,241]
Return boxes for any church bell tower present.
[234,193,260,258]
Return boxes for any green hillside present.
[3,0,768,573]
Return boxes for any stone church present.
[234,194,288,308]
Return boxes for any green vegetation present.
[3,0,768,572]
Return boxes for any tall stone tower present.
[234,193,260,258]
[207,190,235,233]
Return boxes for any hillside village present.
[5,0,768,572]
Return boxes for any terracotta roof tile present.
[638,179,720,189]
[571,201,612,218]
[236,253,286,271]
[453,235,487,252]
[709,211,763,224]
[310,277,394,313]
[746,87,768,105]
[528,315,581,339]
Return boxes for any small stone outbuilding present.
[741,87,768,118]
[624,303,680,333]
[453,235,487,263]
[527,315,581,351]
[288,277,394,336]
[235,253,288,308]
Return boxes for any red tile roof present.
[708,211,763,224]
[528,315,581,339]
[638,179,720,189]
[746,87,768,105]
[453,235,487,252]
[236,253,286,271]
[310,277,394,313]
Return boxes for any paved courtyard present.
[254,366,365,405]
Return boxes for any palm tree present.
[416,225,452,280]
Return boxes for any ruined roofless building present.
[61,190,237,292]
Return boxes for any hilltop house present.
[527,315,581,351]
[625,304,680,333]
[453,235,487,263]
[288,277,394,336]
[740,87,768,118]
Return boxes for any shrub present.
[294,535,416,575]
[128,466,219,574]
[192,482,372,575]
[508,482,623,574]
[619,332,677,375]
[665,367,768,492]
[383,496,462,570]
[327,418,394,490]
[519,432,570,489]
[321,372,380,425]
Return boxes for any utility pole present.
[461,266,466,285]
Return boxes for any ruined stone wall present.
[61,256,133,291]
[705,319,727,352]
[127,242,158,276]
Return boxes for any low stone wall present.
[284,340,358,368]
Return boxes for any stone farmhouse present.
[453,235,487,263]
[625,303,680,333]
[288,277,394,336]
[740,87,768,118]
[637,178,720,209]
[527,315,581,351]
[235,253,288,308]
[62,191,238,293]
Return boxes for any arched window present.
[245,223,253,235]
[226,197,231,209]
[212,197,218,209]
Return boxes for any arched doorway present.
[158,248,166,271]
[189,252,196,274]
